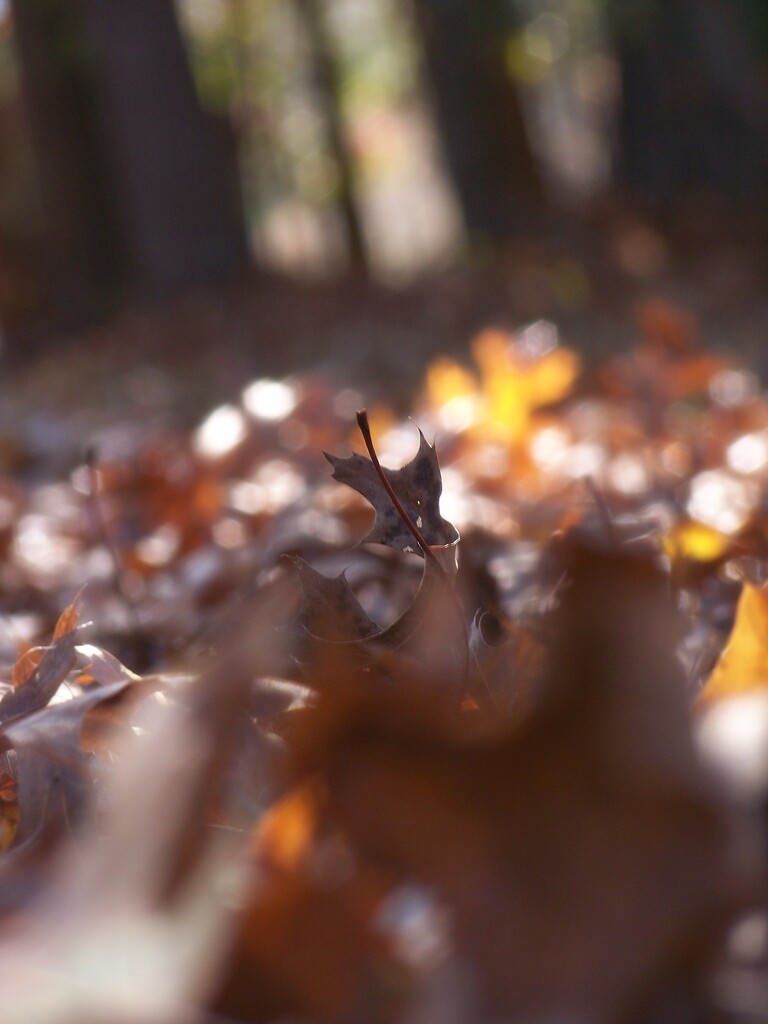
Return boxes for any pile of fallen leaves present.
[0,299,767,1023]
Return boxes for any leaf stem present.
[84,446,143,634]
[584,475,618,545]
[356,410,439,566]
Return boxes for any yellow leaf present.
[664,521,730,564]
[470,328,580,444]
[425,358,478,407]
[700,583,768,703]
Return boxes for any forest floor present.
[0,210,766,1024]
[2,205,767,462]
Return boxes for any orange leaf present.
[254,783,318,873]
[52,588,84,641]
[471,328,580,444]
[425,357,479,413]
[0,770,17,802]
[0,799,18,852]
[0,770,18,850]
[636,297,698,352]
[699,583,768,703]
[11,646,44,690]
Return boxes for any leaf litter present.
[0,306,767,1021]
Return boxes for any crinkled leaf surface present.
[289,556,379,641]
[0,631,78,725]
[291,553,469,699]
[325,431,458,554]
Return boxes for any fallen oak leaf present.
[0,630,78,725]
[288,556,379,642]
[11,644,44,691]
[0,770,18,851]
[0,677,142,846]
[468,610,544,717]
[291,553,469,695]
[0,770,16,802]
[0,677,138,755]
[0,802,18,852]
[7,593,83,696]
[72,642,142,687]
[212,860,401,1023]
[325,427,459,559]
[211,779,404,1023]
[0,583,293,1024]
[52,588,85,642]
[365,556,468,692]
[296,539,758,1024]
[297,413,468,696]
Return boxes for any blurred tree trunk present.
[411,0,544,249]
[10,0,248,336]
[295,0,369,275]
[10,0,125,328]
[80,0,249,293]
[608,0,768,202]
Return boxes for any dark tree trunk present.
[411,0,544,247]
[10,0,248,334]
[10,0,126,327]
[608,0,768,202]
[79,0,249,295]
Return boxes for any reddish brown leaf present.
[0,631,78,726]
[11,646,44,691]
[51,589,83,642]
[293,540,758,1022]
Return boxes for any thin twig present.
[584,475,618,545]
[83,447,143,634]
[356,410,439,567]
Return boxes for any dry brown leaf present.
[295,540,757,1023]
[11,645,44,691]
[325,428,459,554]
[52,589,83,641]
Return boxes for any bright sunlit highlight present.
[229,461,305,516]
[686,470,758,534]
[528,425,570,471]
[727,433,768,475]
[435,394,483,433]
[709,369,758,408]
[519,319,559,358]
[12,515,80,580]
[605,453,649,495]
[135,525,180,568]
[698,692,768,799]
[242,379,298,421]
[563,441,605,480]
[193,405,248,459]
[437,467,468,528]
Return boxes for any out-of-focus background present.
[0,0,766,410]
